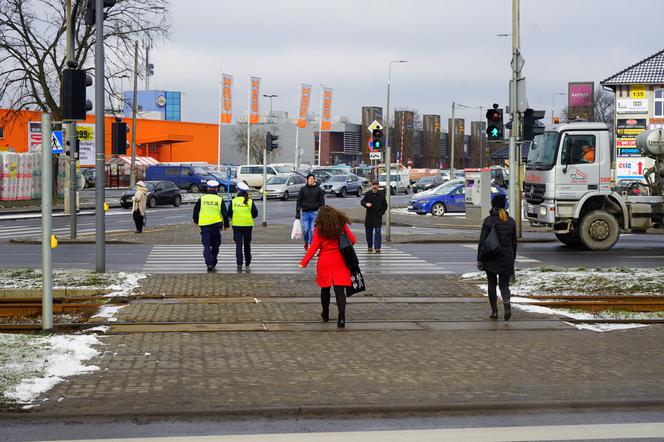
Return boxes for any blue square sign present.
[51,131,64,153]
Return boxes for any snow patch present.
[91,305,126,322]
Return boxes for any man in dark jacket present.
[193,180,230,272]
[295,174,325,250]
[477,194,517,320]
[360,181,388,253]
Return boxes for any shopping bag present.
[291,218,302,240]
[347,268,366,297]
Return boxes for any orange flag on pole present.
[296,84,312,128]
[321,87,333,130]
[220,74,233,124]
[249,76,261,124]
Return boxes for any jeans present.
[486,272,511,311]
[200,225,221,268]
[365,226,382,250]
[233,226,252,266]
[301,210,317,245]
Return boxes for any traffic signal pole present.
[66,0,77,239]
[95,0,106,272]
[509,0,522,238]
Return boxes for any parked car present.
[120,180,182,209]
[412,175,445,193]
[407,181,508,216]
[321,174,364,197]
[145,165,219,193]
[311,169,333,184]
[312,167,349,176]
[208,172,238,193]
[237,164,279,188]
[260,173,307,200]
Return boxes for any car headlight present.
[200,179,207,183]
[539,206,547,217]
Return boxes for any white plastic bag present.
[291,218,302,240]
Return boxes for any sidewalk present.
[2,273,664,421]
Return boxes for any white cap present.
[237,181,249,191]
[206,180,220,188]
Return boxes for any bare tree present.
[561,87,615,138]
[232,124,282,164]
[0,0,170,126]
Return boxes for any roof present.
[111,155,160,166]
[136,134,194,145]
[601,48,664,86]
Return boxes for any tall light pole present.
[551,92,566,123]
[385,60,407,243]
[95,0,106,272]
[263,94,278,118]
[509,0,523,238]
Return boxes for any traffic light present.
[63,69,93,121]
[265,132,279,151]
[85,0,118,25]
[112,120,127,154]
[485,104,504,142]
[371,128,383,150]
[65,139,80,158]
[523,109,546,141]
[147,63,155,77]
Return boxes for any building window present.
[0,126,4,139]
[655,89,664,117]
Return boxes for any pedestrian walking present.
[299,205,356,328]
[360,180,387,253]
[477,194,517,320]
[228,181,258,272]
[131,181,148,233]
[192,180,229,272]
[295,174,325,251]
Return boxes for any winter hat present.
[492,194,507,209]
[237,181,249,191]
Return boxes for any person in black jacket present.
[360,181,387,253]
[477,194,517,320]
[295,174,325,251]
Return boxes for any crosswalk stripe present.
[461,244,541,263]
[144,244,448,274]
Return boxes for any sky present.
[147,0,664,130]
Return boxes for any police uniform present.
[228,184,258,270]
[193,181,229,271]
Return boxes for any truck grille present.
[524,183,546,204]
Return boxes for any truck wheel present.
[555,231,581,246]
[579,210,620,251]
[189,184,200,193]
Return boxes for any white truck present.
[377,163,411,195]
[524,121,664,250]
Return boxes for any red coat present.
[300,224,356,287]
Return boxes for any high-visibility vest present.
[231,197,254,227]
[198,194,223,226]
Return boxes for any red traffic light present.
[486,109,500,122]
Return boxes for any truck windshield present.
[526,132,559,170]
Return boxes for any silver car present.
[321,174,365,197]
[260,173,306,200]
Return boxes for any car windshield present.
[418,177,434,183]
[132,182,156,191]
[526,132,559,170]
[329,176,347,182]
[433,181,462,194]
[267,176,288,184]
[273,166,292,173]
[193,167,209,175]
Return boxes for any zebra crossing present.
[143,244,447,274]
[461,244,541,263]
[0,224,94,240]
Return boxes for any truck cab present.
[524,122,664,250]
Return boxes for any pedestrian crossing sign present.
[51,131,64,153]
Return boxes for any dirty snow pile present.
[0,334,100,405]
[0,268,146,295]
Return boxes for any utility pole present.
[130,41,139,188]
[66,0,77,238]
[450,101,456,178]
[509,0,523,238]
[95,0,106,272]
[41,112,53,332]
[385,60,407,243]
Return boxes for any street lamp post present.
[385,60,407,243]
[551,92,566,123]
[263,94,278,119]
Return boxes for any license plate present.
[408,205,414,210]
[527,204,534,213]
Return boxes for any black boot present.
[504,303,512,321]
[321,308,329,322]
[490,310,498,320]
[337,319,345,328]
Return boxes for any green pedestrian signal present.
[485,104,504,142]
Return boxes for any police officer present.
[192,180,229,272]
[228,181,258,271]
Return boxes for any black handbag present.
[479,216,502,261]
[339,228,365,296]
[347,268,366,297]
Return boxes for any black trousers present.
[321,286,347,320]
[132,210,144,232]
[486,272,511,311]
[233,226,253,265]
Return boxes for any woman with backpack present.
[477,194,517,321]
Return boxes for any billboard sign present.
[568,82,594,108]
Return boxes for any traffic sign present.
[51,131,64,153]
[368,120,383,132]
[369,152,382,161]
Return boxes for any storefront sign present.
[616,98,648,114]
[630,84,647,99]
[616,118,647,136]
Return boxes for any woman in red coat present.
[299,205,356,328]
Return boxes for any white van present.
[237,165,279,188]
[377,165,411,195]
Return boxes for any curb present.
[3,398,664,423]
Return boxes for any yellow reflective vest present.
[198,194,223,226]
[231,197,254,227]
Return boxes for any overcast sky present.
[148,0,663,129]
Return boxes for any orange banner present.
[296,84,312,128]
[249,76,260,124]
[220,74,233,124]
[321,87,333,130]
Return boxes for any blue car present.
[407,181,508,216]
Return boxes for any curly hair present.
[315,205,351,239]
